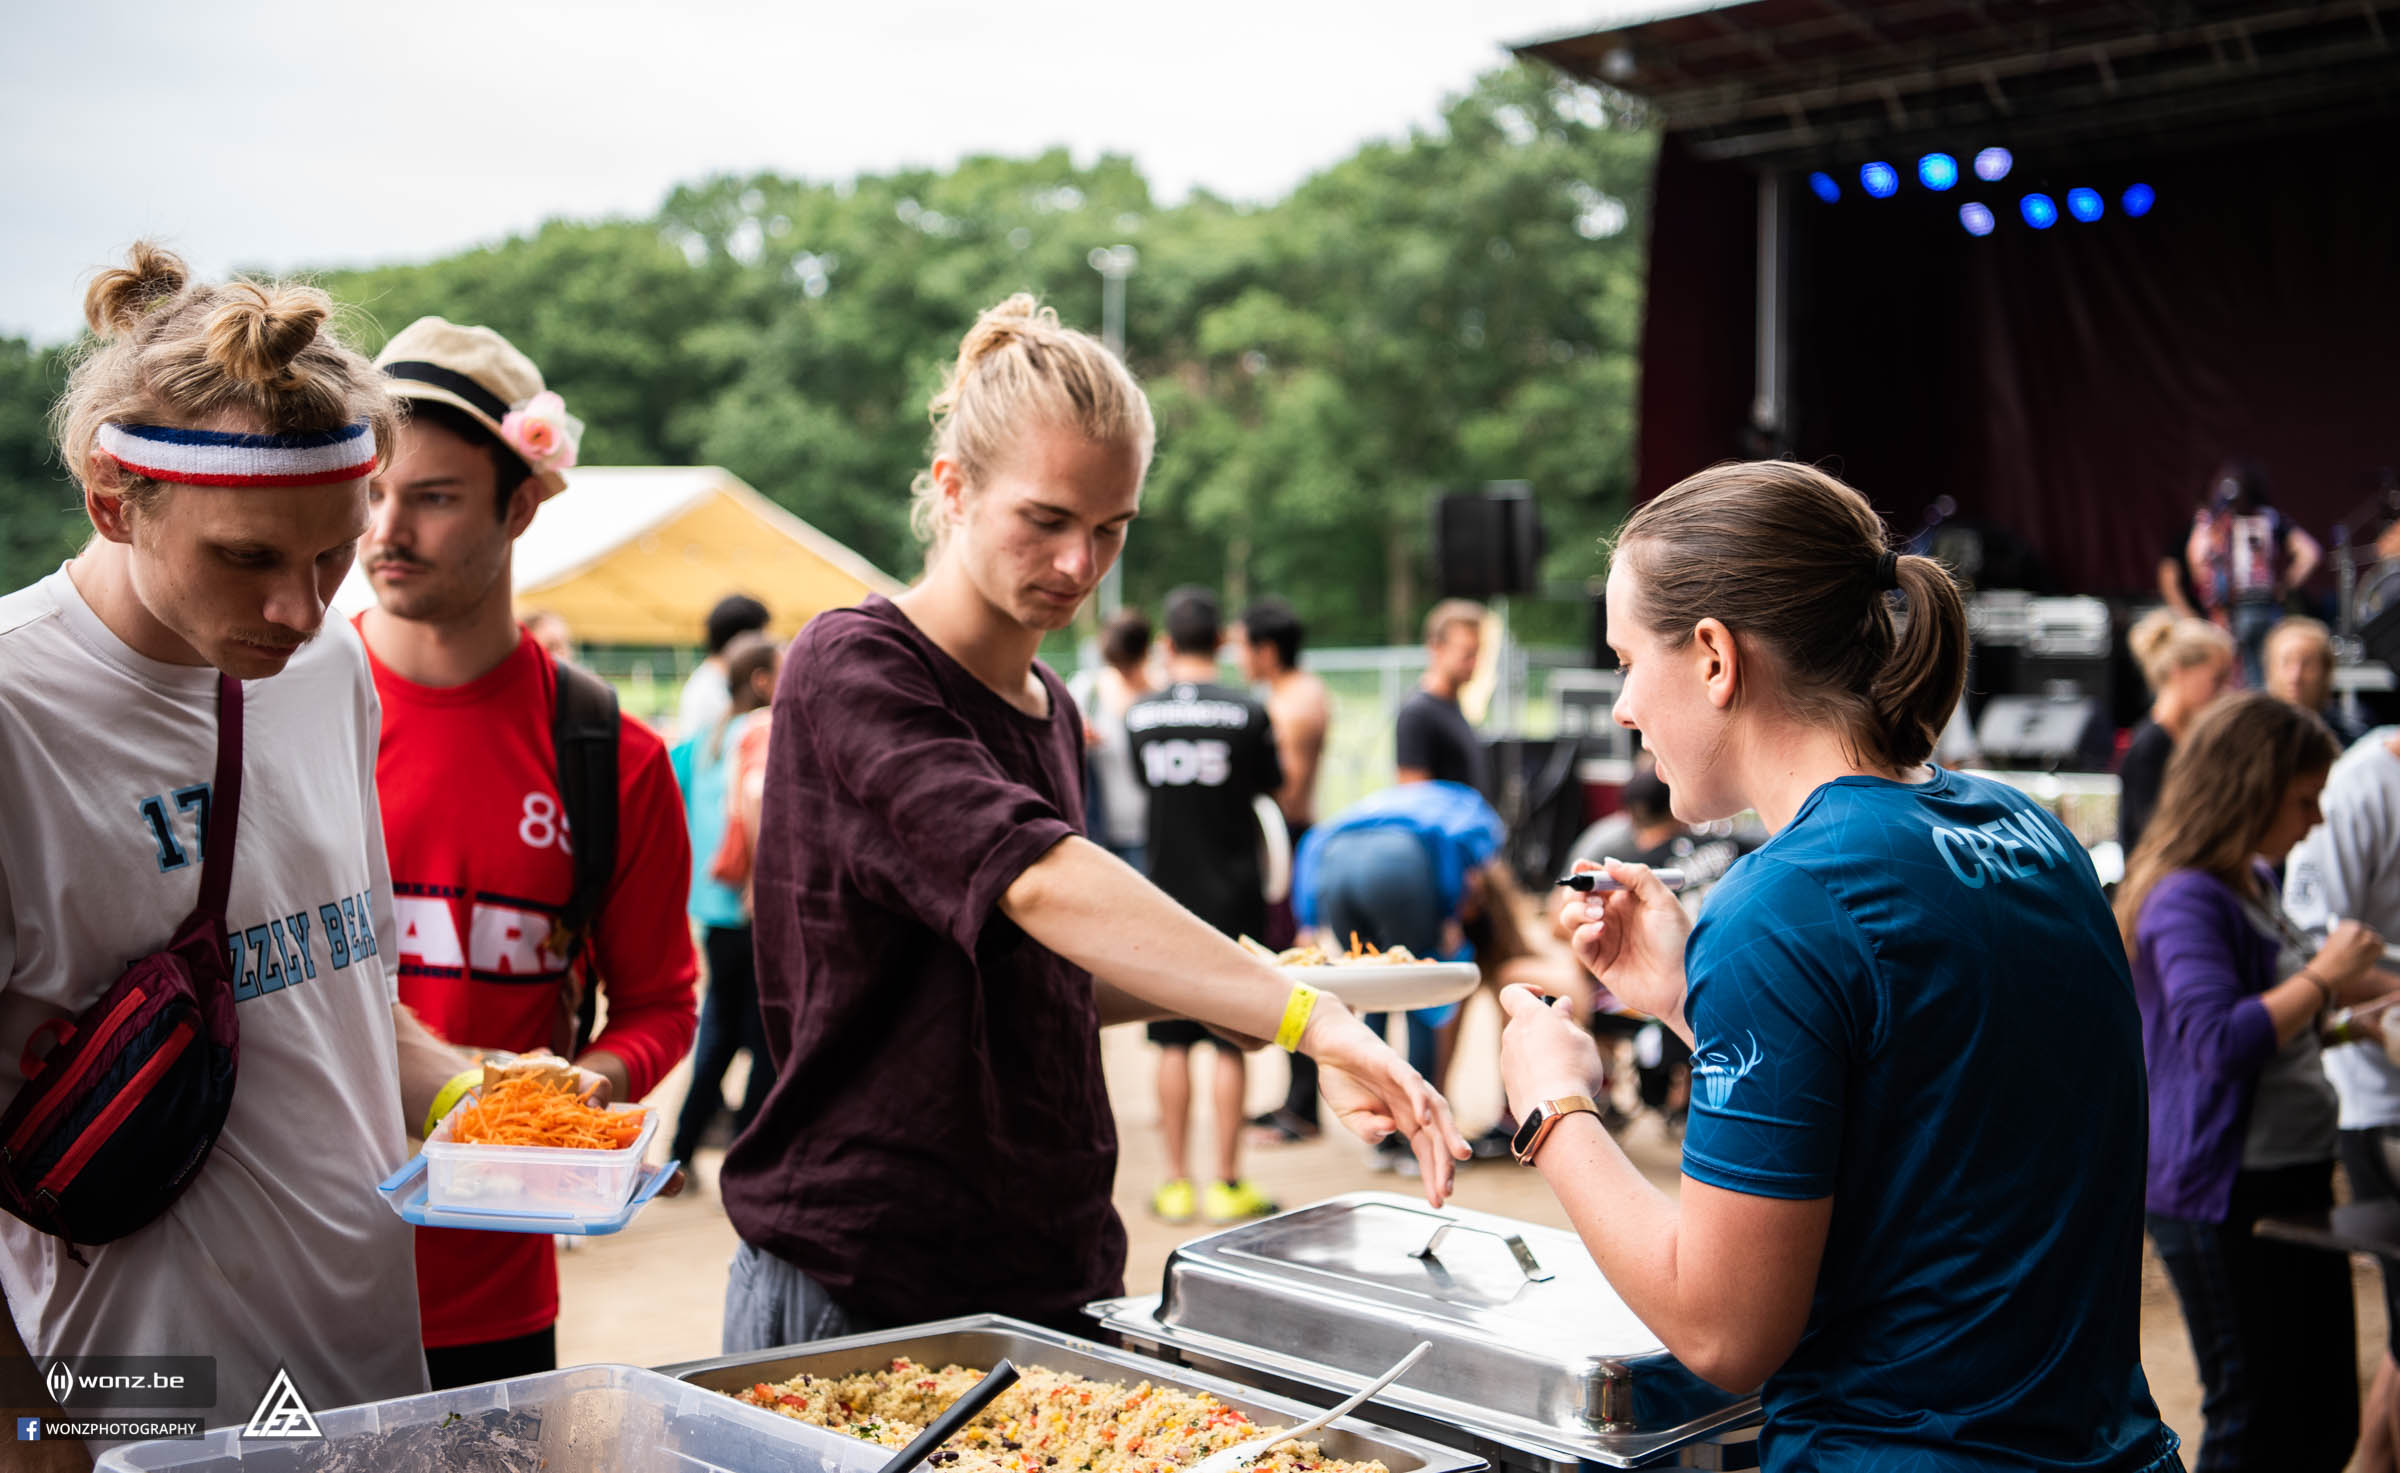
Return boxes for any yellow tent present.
[338,466,903,645]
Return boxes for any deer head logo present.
[1690,1030,1765,1112]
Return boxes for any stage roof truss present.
[1517,0,2399,167]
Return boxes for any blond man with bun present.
[721,295,1468,1346]
[2121,609,2238,853]
[0,247,513,1457]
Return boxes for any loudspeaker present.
[1435,482,1543,599]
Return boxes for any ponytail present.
[1616,461,1969,771]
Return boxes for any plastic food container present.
[420,1102,657,1218]
[95,1362,894,1472]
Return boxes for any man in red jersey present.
[356,318,698,1389]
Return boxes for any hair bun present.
[957,293,1057,370]
[2126,607,2176,665]
[202,282,333,390]
[83,241,190,337]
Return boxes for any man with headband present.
[0,246,451,1457]
[356,318,696,1388]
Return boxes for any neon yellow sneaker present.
[1151,1178,1197,1223]
[1204,1179,1279,1222]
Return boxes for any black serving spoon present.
[875,1359,1024,1473]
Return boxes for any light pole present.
[1088,244,1138,619]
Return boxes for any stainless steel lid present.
[1092,1192,1757,1470]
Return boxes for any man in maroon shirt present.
[722,296,1467,1345]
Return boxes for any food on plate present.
[449,1070,645,1151]
[733,1357,1389,1473]
[1239,932,1433,967]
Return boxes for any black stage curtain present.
[1637,123,2400,595]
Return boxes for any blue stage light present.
[1808,171,1841,203]
[1860,162,1900,199]
[2020,193,2058,229]
[1959,202,1996,237]
[1974,147,2014,182]
[1918,153,1960,191]
[2067,188,2104,222]
[2122,183,2156,218]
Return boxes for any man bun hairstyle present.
[1616,460,1968,772]
[55,242,397,513]
[2127,609,2234,694]
[908,294,1155,548]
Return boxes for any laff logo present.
[243,1366,322,1440]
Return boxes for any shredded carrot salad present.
[449,1074,644,1150]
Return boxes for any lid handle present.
[1410,1221,1554,1282]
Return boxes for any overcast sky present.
[1,0,1638,344]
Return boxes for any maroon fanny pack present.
[0,675,244,1257]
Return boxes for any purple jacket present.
[2131,867,2285,1220]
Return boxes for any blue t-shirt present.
[1292,780,1504,928]
[672,711,758,931]
[1681,769,2176,1472]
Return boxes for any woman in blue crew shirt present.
[1497,461,2179,1472]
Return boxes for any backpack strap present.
[548,659,619,1057]
[195,675,244,925]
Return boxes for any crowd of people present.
[0,239,2392,1473]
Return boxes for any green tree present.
[0,338,80,592]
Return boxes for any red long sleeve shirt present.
[362,622,698,1348]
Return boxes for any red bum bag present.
[0,675,244,1259]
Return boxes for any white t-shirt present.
[0,568,426,1435]
[676,660,731,742]
[2285,729,2400,1129]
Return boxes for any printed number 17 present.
[139,785,213,872]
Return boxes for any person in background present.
[1502,459,2176,1471]
[721,295,1462,1349]
[1,244,437,1457]
[2265,617,2365,747]
[672,632,783,1171]
[523,607,574,664]
[1294,780,1516,1173]
[1236,595,1333,1144]
[359,316,699,1387]
[2119,693,2389,1472]
[1128,587,1284,1224]
[2186,460,2321,688]
[1396,600,1488,792]
[2120,610,2236,854]
[2283,723,2400,1471]
[678,593,770,740]
[1069,609,1154,871]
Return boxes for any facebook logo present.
[17,1416,39,1440]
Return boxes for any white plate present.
[1278,961,1481,1012]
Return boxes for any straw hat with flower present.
[374,317,582,500]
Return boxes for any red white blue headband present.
[97,421,376,488]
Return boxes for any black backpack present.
[548,659,619,1057]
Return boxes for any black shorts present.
[1147,1019,1213,1048]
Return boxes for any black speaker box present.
[1436,483,1543,599]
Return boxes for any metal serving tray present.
[1090,1193,1760,1471]
[660,1314,1487,1473]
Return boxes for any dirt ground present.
[562,992,2391,1469]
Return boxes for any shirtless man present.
[1235,596,1333,1141]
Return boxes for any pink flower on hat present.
[500,390,582,475]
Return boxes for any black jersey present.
[1127,681,1283,940]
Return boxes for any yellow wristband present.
[423,1068,482,1139]
[1275,984,1320,1053]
